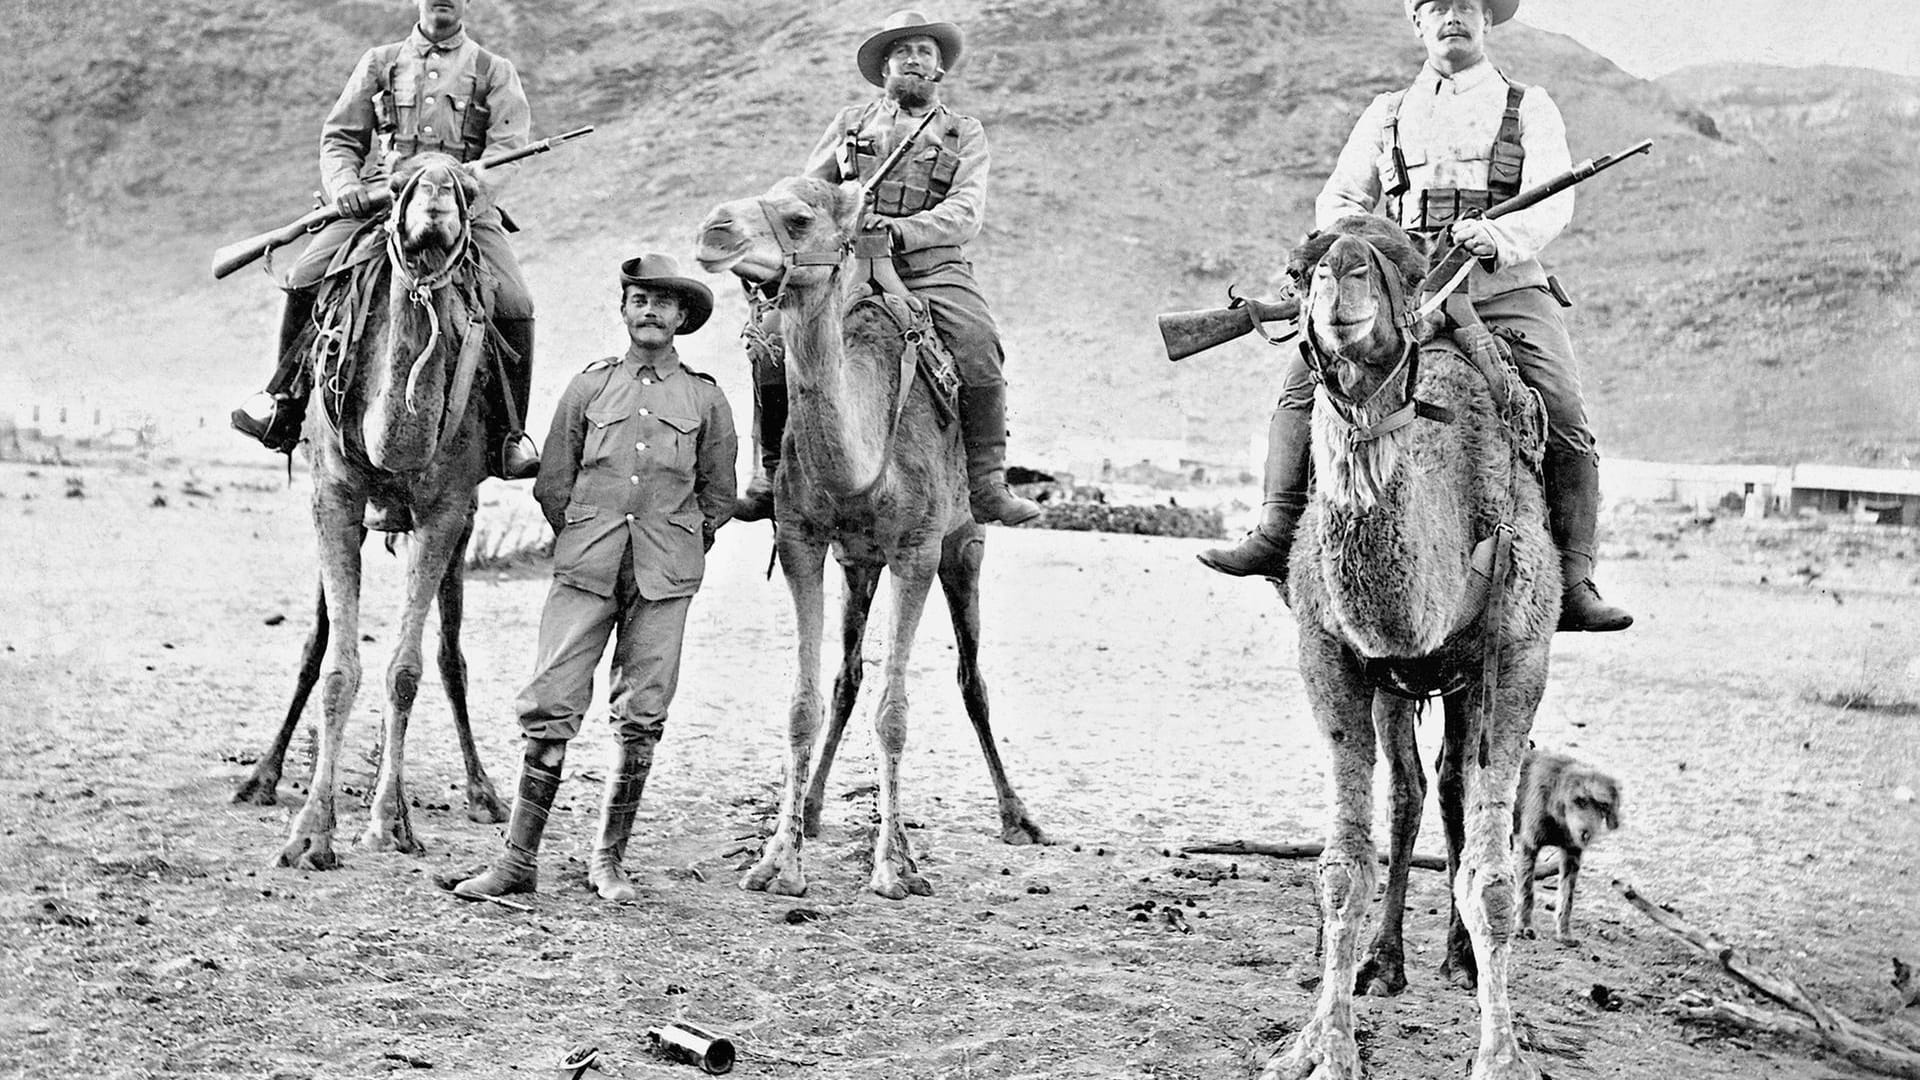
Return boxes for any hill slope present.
[3,1,1915,471]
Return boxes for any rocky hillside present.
[3,1,1915,471]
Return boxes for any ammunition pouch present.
[458,96,491,162]
[1416,187,1494,232]
[852,230,893,259]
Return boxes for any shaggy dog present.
[1515,748,1623,942]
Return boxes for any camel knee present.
[1318,853,1376,913]
[387,664,421,711]
[873,697,908,755]
[1458,868,1518,941]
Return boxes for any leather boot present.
[231,290,317,454]
[1199,404,1313,580]
[1544,446,1633,632]
[734,381,787,522]
[958,383,1042,526]
[492,316,540,481]
[587,734,657,901]
[454,736,568,898]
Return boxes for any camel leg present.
[435,519,507,824]
[362,516,468,853]
[938,526,1046,845]
[1438,691,1477,990]
[236,577,327,806]
[800,559,883,839]
[1263,633,1374,1080]
[276,491,367,870]
[1357,692,1423,997]
[868,548,939,900]
[1458,643,1549,1080]
[743,537,829,897]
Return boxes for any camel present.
[694,176,1046,900]
[1260,215,1559,1080]
[233,154,509,867]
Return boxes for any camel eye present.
[789,210,815,230]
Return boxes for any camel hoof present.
[1442,960,1479,993]
[465,784,509,824]
[1261,1024,1362,1080]
[742,861,807,897]
[801,801,824,840]
[1356,957,1407,998]
[872,879,910,901]
[1516,925,1537,941]
[1554,932,1580,946]
[233,772,281,807]
[1000,821,1048,846]
[905,873,934,897]
[360,822,424,855]
[275,838,340,871]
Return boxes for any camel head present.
[390,152,476,256]
[695,176,861,293]
[1291,214,1426,385]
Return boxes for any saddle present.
[744,288,960,427]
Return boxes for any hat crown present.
[878,9,937,33]
[620,253,688,282]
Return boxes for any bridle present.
[1299,235,1452,443]
[755,197,850,311]
[385,165,476,413]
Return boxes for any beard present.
[885,73,938,110]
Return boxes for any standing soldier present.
[733,9,1041,527]
[231,0,542,494]
[453,255,738,902]
[1200,0,1633,633]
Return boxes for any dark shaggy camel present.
[233,155,508,867]
[695,176,1045,900]
[1262,215,1559,1080]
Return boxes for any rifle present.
[1158,289,1301,363]
[1415,137,1652,317]
[851,108,944,297]
[211,125,596,280]
[1156,137,1653,362]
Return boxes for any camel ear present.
[833,181,866,231]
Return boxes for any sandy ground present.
[2,455,1918,1079]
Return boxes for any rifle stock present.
[211,124,595,280]
[1158,295,1299,362]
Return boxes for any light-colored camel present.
[233,155,508,867]
[1261,215,1559,1080]
[694,176,1046,900]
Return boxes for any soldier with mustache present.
[452,255,737,903]
[1201,0,1633,634]
[733,9,1042,527]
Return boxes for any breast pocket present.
[583,407,631,467]
[655,415,701,472]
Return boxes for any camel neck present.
[781,277,889,496]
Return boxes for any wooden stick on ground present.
[1613,878,1920,1079]
[1180,839,1567,879]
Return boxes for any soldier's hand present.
[860,214,898,244]
[1449,218,1499,259]
[336,182,375,217]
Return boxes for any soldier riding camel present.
[1200,0,1633,634]
[231,0,542,512]
[733,9,1041,528]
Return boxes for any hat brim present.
[856,22,963,87]
[619,274,714,335]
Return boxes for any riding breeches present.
[1274,284,1595,458]
[282,211,533,320]
[514,548,692,743]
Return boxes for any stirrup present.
[498,432,540,481]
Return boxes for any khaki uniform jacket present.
[802,99,989,256]
[1316,58,1573,300]
[533,349,738,601]
[319,26,531,218]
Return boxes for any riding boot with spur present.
[734,381,788,522]
[454,736,568,898]
[1198,404,1312,580]
[958,383,1043,526]
[1544,446,1634,632]
[231,289,318,454]
[492,316,541,481]
[587,733,658,901]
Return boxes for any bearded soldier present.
[1200,0,1632,633]
[733,9,1041,527]
[231,0,541,495]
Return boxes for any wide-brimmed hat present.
[1404,0,1518,26]
[856,10,964,87]
[619,254,713,334]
